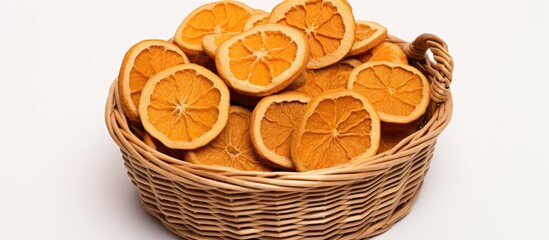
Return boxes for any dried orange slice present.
[291,90,381,171]
[289,58,362,96]
[138,64,230,149]
[185,106,272,171]
[251,92,311,170]
[143,133,185,160]
[357,42,409,65]
[243,13,270,30]
[348,61,430,124]
[118,39,189,123]
[348,21,387,56]
[201,32,239,58]
[269,0,356,69]
[174,1,255,55]
[216,24,310,97]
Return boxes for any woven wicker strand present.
[105,33,453,239]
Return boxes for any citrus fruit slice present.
[269,0,356,69]
[289,58,362,96]
[216,24,310,97]
[347,21,387,56]
[138,64,230,149]
[118,39,189,123]
[201,32,239,58]
[174,1,255,55]
[251,92,311,170]
[348,61,431,123]
[357,42,409,65]
[185,106,272,171]
[143,133,185,160]
[291,90,381,171]
[243,13,270,30]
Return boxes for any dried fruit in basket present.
[251,92,311,170]
[185,106,272,171]
[348,21,387,56]
[174,1,255,56]
[138,64,230,149]
[357,42,409,65]
[287,58,362,96]
[216,24,310,96]
[348,61,430,124]
[118,40,189,123]
[269,0,356,69]
[291,90,380,171]
[114,0,438,172]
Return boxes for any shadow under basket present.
[105,33,454,239]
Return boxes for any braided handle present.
[403,34,454,103]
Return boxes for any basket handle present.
[403,34,454,103]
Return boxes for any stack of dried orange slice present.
[116,0,431,172]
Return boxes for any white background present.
[1,0,548,239]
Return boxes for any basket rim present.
[105,33,454,190]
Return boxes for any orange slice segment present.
[348,61,431,123]
[118,39,189,123]
[357,42,409,65]
[143,133,185,160]
[216,24,310,97]
[269,0,356,69]
[348,21,387,56]
[202,32,239,58]
[185,106,272,171]
[138,64,230,149]
[291,90,380,171]
[251,92,311,170]
[244,13,270,30]
[174,1,255,55]
[289,58,362,96]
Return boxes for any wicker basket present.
[105,33,453,239]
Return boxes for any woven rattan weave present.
[105,33,453,239]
